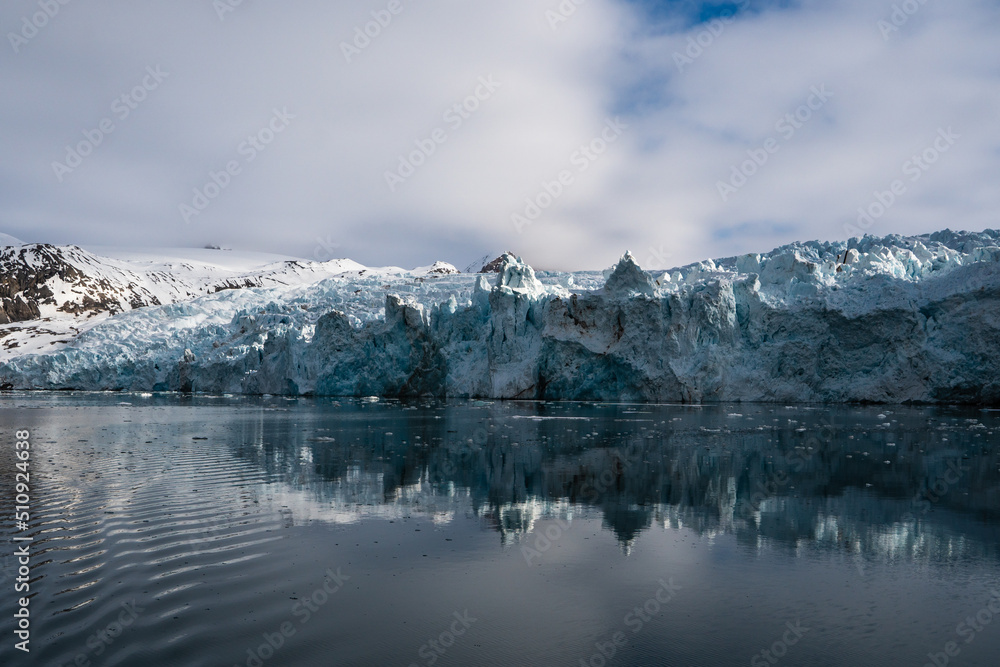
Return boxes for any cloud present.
[2,0,998,270]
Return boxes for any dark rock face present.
[213,278,267,293]
[0,244,166,323]
[427,262,459,275]
[0,297,40,324]
[0,245,94,322]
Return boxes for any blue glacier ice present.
[1,230,999,404]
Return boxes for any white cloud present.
[2,0,998,270]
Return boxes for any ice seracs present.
[1,229,999,404]
[604,251,656,297]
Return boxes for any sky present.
[2,0,998,271]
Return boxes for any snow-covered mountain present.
[0,243,452,357]
[1,230,998,404]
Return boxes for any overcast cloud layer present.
[2,0,998,270]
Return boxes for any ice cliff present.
[1,229,999,404]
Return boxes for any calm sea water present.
[1,393,999,666]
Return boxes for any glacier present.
[1,229,999,404]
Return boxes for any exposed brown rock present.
[479,252,517,274]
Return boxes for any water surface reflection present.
[0,395,998,667]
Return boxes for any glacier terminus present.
[1,229,998,404]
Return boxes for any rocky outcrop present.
[0,244,169,322]
[479,252,517,274]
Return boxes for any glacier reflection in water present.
[1,394,999,667]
